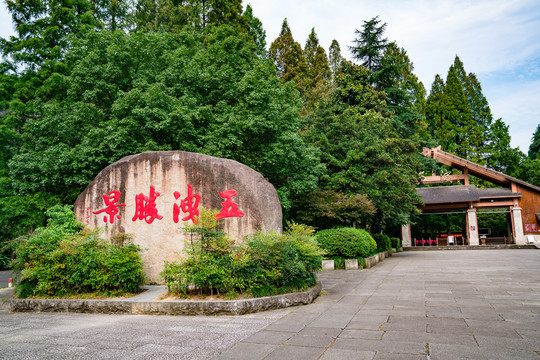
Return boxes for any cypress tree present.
[349,16,388,72]
[269,19,307,84]
[301,28,330,111]
[328,39,343,84]
[426,56,523,171]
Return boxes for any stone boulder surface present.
[74,151,282,282]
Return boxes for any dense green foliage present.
[528,124,540,160]
[161,209,323,297]
[390,237,401,250]
[513,125,540,187]
[315,228,376,258]
[245,223,324,296]
[10,205,145,298]
[305,60,423,230]
[515,159,540,187]
[371,233,392,253]
[5,26,321,210]
[0,2,534,250]
[294,189,375,230]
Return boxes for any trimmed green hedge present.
[372,233,392,253]
[315,228,377,259]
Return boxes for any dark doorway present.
[476,208,511,244]
[410,211,466,246]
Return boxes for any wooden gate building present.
[401,147,540,246]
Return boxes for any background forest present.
[0,0,539,253]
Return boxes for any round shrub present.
[372,233,392,253]
[316,228,377,258]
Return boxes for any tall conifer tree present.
[328,39,343,83]
[426,56,523,172]
[242,4,266,57]
[301,28,330,111]
[304,60,422,231]
[1,0,100,68]
[269,19,307,84]
[376,42,427,141]
[349,16,388,72]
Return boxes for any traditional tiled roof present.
[417,185,521,205]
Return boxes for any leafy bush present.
[315,228,376,258]
[161,209,323,297]
[372,233,392,253]
[390,237,401,250]
[11,205,145,298]
[245,222,323,296]
[161,209,244,296]
[0,253,10,269]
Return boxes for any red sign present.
[216,189,245,219]
[525,224,538,232]
[173,184,201,224]
[92,190,126,224]
[132,186,163,224]
[92,186,244,224]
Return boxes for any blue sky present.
[1,0,539,154]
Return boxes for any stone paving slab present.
[1,249,540,359]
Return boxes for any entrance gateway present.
[401,147,540,247]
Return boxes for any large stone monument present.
[74,151,282,282]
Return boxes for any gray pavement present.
[1,249,540,359]
[0,270,14,288]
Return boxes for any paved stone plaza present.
[1,249,539,359]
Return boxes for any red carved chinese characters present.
[92,186,244,224]
[216,189,244,219]
[173,184,201,224]
[92,190,126,224]
[132,186,163,224]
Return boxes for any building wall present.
[517,186,540,235]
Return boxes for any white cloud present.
[486,79,540,152]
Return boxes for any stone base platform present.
[7,282,321,316]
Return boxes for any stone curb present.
[8,281,321,316]
[321,249,396,270]
[364,250,391,269]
